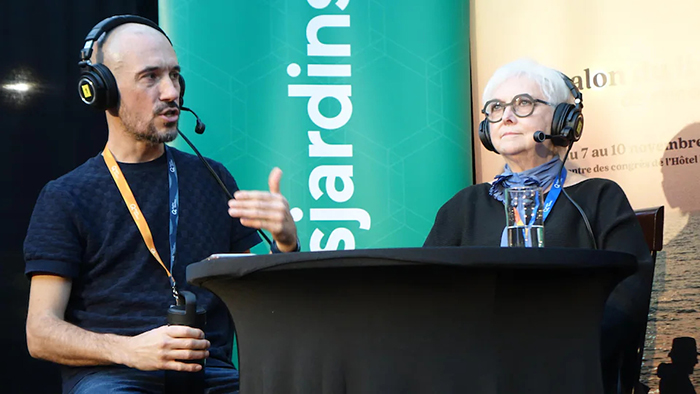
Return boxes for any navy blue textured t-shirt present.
[24,146,260,375]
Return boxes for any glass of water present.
[504,186,545,247]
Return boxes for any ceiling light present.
[2,82,33,92]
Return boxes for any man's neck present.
[105,138,165,163]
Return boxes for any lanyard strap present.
[165,146,179,289]
[542,166,567,222]
[103,145,180,298]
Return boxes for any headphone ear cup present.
[551,103,584,147]
[550,72,584,148]
[550,103,570,139]
[78,63,118,111]
[92,64,119,110]
[567,108,584,142]
[178,75,186,107]
[478,120,498,154]
[78,66,105,110]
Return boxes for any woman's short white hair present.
[482,58,574,106]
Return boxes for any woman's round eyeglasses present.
[482,93,553,123]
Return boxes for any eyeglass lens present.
[484,94,537,122]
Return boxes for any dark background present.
[1,2,158,392]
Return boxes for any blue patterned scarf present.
[489,156,562,203]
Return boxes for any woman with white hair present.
[424,58,652,393]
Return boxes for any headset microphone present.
[176,114,273,247]
[533,130,547,143]
[181,106,206,134]
[533,130,567,144]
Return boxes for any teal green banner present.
[160,1,472,252]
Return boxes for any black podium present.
[187,247,636,394]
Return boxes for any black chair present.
[618,206,665,394]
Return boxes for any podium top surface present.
[187,247,636,286]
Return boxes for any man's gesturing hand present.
[120,325,209,372]
[228,167,298,252]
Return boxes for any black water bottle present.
[165,291,207,394]
[167,291,208,365]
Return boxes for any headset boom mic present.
[181,106,206,134]
[533,131,548,143]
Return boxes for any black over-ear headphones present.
[77,15,186,111]
[478,72,584,153]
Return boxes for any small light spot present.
[2,82,33,92]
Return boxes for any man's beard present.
[119,103,179,145]
[128,122,178,144]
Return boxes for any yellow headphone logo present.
[81,83,92,99]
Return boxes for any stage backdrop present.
[160,0,472,254]
[471,0,700,389]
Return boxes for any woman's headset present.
[77,15,186,111]
[478,72,584,153]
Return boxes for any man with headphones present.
[424,58,652,393]
[24,15,299,393]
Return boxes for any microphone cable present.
[178,108,273,247]
[559,143,598,250]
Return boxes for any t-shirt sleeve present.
[24,182,83,278]
[212,161,263,252]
